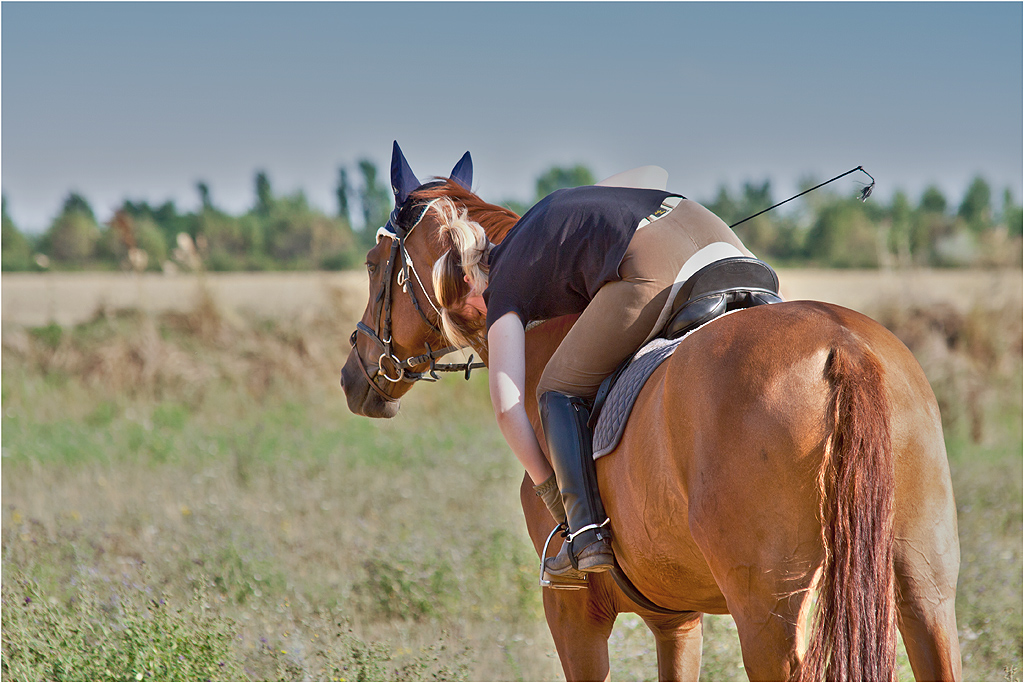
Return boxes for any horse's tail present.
[799,344,897,682]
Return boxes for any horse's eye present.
[366,261,377,276]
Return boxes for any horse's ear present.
[450,151,473,191]
[390,141,421,206]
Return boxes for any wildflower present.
[23,597,31,605]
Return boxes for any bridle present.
[349,188,485,402]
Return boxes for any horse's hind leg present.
[895,546,961,681]
[685,442,821,679]
[893,441,962,680]
[642,612,704,681]
[716,567,815,681]
[687,477,817,679]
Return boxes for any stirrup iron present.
[539,523,587,590]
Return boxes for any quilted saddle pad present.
[591,310,739,459]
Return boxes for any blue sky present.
[2,2,1021,233]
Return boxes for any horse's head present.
[340,142,477,418]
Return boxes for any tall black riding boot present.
[539,391,614,577]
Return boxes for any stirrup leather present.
[566,517,612,570]
[567,518,611,543]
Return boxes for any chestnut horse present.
[340,163,961,680]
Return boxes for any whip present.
[729,166,875,229]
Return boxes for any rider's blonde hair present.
[431,197,492,351]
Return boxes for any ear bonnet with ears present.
[382,141,473,238]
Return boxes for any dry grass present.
[3,268,1020,329]
[1,271,369,329]
[2,270,1021,680]
[875,299,1023,445]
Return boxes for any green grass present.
[4,577,244,681]
[2,351,549,680]
[2,302,1020,680]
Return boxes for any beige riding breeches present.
[537,198,752,401]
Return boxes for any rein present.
[349,191,485,400]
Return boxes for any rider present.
[431,172,753,582]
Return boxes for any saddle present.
[589,257,781,435]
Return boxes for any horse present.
[339,147,962,681]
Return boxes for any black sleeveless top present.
[483,185,680,331]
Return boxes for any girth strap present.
[609,559,700,616]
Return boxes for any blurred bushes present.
[2,195,34,271]
[37,193,103,266]
[3,166,1022,272]
[3,169,362,274]
[875,300,1023,445]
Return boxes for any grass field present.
[3,268,1021,328]
[2,270,1021,681]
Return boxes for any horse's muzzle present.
[340,351,401,419]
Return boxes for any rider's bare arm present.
[487,312,553,485]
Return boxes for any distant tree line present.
[0,161,392,274]
[2,163,1021,273]
[704,174,1022,268]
